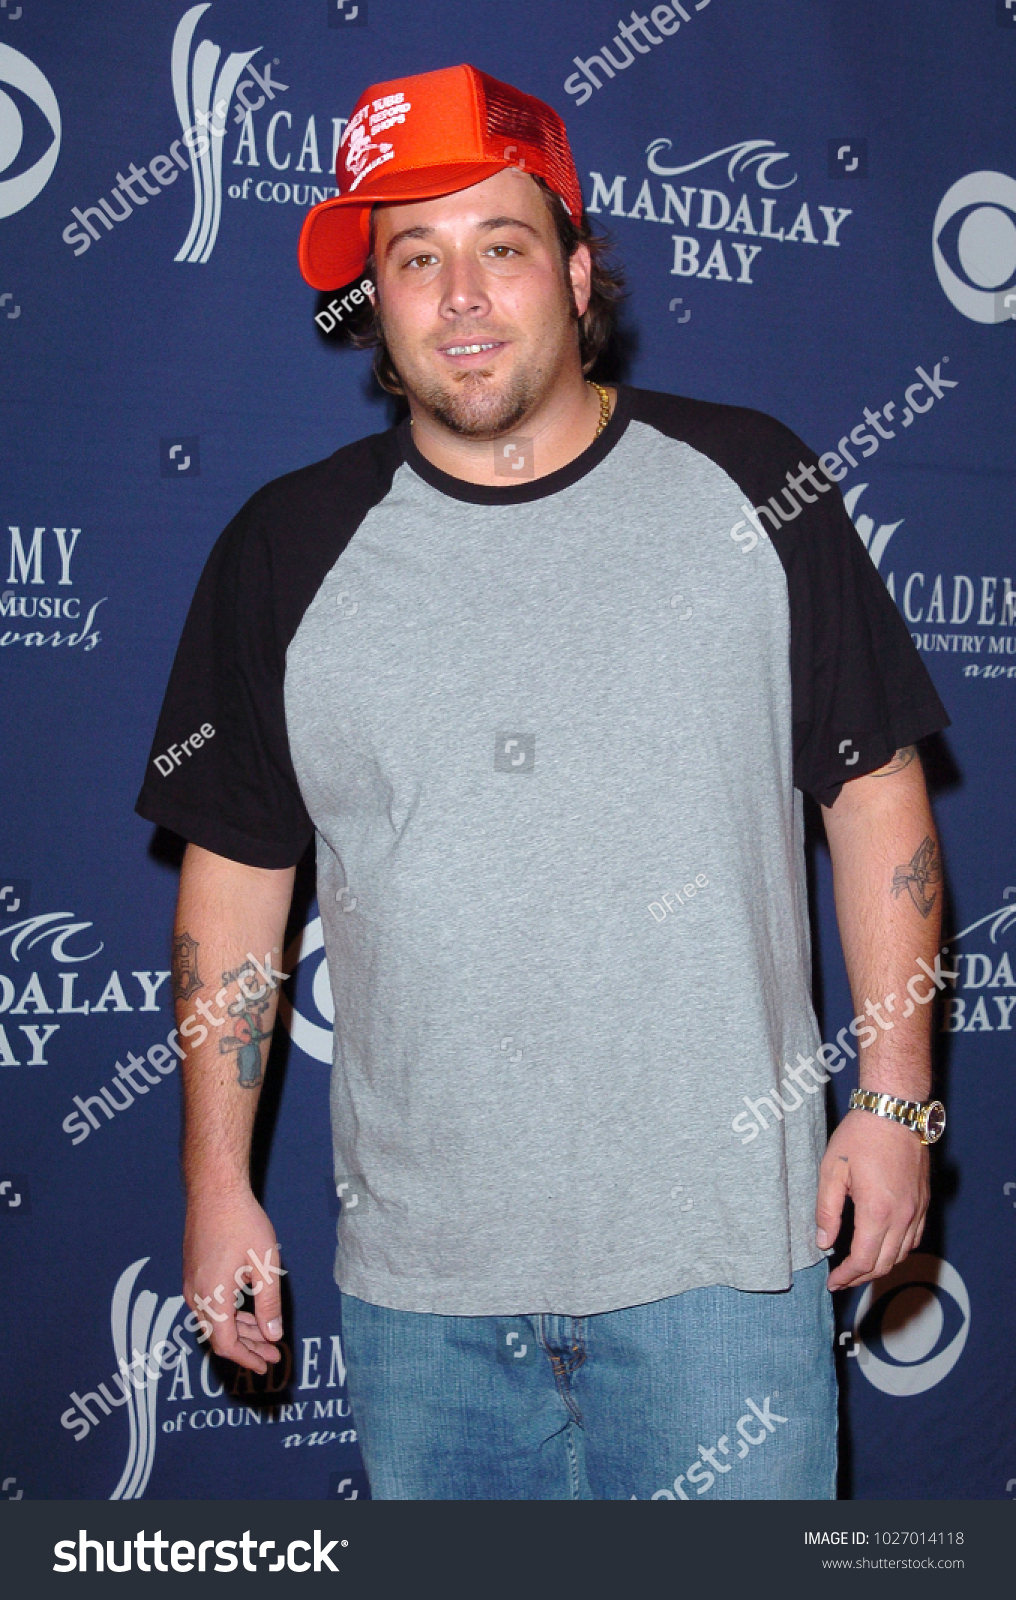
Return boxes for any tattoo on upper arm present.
[891,835,941,919]
[171,930,203,1001]
[873,745,918,777]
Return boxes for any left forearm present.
[823,747,943,1102]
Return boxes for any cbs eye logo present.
[0,43,61,220]
[933,170,1016,324]
[850,1254,970,1397]
[277,914,335,1064]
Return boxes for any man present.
[136,64,950,1501]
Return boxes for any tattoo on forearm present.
[217,957,274,1088]
[874,745,917,777]
[171,929,203,1001]
[891,835,941,919]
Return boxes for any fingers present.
[827,1223,895,1292]
[236,1309,281,1363]
[182,1198,286,1375]
[814,1155,849,1251]
[254,1285,284,1346]
[186,1287,284,1374]
[827,1192,927,1291]
[183,1265,284,1376]
[894,1183,930,1267]
[821,1113,931,1291]
[208,1315,270,1375]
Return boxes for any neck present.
[405,373,615,485]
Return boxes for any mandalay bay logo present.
[938,887,1016,1036]
[587,136,854,288]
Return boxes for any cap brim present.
[298,160,509,290]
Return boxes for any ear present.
[568,241,593,319]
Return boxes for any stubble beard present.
[379,309,571,441]
[410,368,538,440]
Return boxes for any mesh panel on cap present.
[477,72,581,217]
[483,90,545,148]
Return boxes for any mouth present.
[436,339,507,365]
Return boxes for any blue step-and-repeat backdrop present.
[1,0,1013,1503]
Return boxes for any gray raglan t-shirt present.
[137,384,949,1315]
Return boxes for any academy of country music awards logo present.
[60,4,348,265]
[877,498,1016,680]
[1,523,106,651]
[60,1257,358,1499]
[60,1252,973,1507]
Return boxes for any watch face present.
[924,1101,946,1143]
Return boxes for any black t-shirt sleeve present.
[627,390,950,808]
[135,492,314,868]
[769,442,951,807]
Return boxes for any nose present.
[438,248,492,322]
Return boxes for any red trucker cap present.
[298,63,583,291]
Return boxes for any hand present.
[816,1108,929,1292]
[182,1187,285,1374]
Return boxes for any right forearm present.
[172,844,295,1198]
[174,951,273,1199]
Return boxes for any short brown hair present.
[350,175,627,397]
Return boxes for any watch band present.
[849,1088,946,1145]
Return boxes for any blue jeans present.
[339,1260,837,1500]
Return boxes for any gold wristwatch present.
[848,1088,946,1145]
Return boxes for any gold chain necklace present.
[587,380,612,438]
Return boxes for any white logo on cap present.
[341,92,412,191]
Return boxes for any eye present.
[401,251,438,270]
[485,244,520,259]
[850,1254,971,1396]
